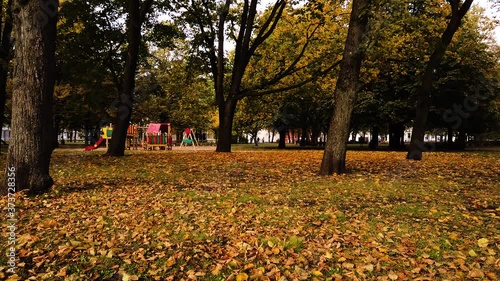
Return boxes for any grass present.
[0,148,499,280]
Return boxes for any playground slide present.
[84,137,105,151]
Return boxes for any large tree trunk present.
[407,0,473,160]
[320,0,370,175]
[278,129,286,149]
[0,0,13,151]
[389,123,405,150]
[3,0,58,195]
[106,0,142,156]
[369,125,379,150]
[216,99,237,152]
[300,127,307,146]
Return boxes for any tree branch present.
[248,0,286,57]
[263,23,321,87]
[140,0,155,24]
[240,59,342,98]
[216,0,231,104]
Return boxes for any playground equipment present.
[85,124,140,151]
[126,125,139,150]
[84,125,113,151]
[143,123,172,151]
[180,128,198,148]
[102,126,113,148]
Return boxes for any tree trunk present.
[3,0,58,195]
[389,123,405,150]
[300,127,307,146]
[106,0,143,156]
[311,126,319,146]
[216,98,237,152]
[408,0,473,160]
[456,130,466,149]
[447,127,453,148]
[320,0,370,175]
[0,0,13,152]
[278,129,286,149]
[369,126,379,150]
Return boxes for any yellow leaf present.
[6,274,20,281]
[468,249,478,257]
[55,267,67,277]
[477,238,489,248]
[236,272,248,281]
[166,256,176,267]
[69,240,81,246]
[388,271,398,280]
[364,264,374,272]
[468,269,484,278]
[311,270,323,277]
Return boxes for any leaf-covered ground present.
[1,148,499,281]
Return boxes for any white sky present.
[474,0,499,44]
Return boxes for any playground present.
[84,123,203,152]
[0,148,498,280]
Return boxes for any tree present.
[3,0,58,195]
[177,0,339,152]
[407,0,474,160]
[106,0,155,156]
[0,0,13,147]
[133,46,215,132]
[320,0,371,175]
[234,96,276,144]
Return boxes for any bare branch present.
[240,59,342,99]
[140,0,155,24]
[216,0,232,104]
[249,0,286,57]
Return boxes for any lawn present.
[0,149,499,280]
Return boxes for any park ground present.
[0,146,499,280]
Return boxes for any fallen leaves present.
[477,238,489,248]
[0,149,498,280]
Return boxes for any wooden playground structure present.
[142,123,173,151]
[85,123,201,151]
[126,125,140,150]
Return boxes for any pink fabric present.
[146,123,170,134]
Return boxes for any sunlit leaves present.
[0,149,498,279]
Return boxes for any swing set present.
[180,128,199,148]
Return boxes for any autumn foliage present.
[1,149,499,280]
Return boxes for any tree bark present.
[447,127,453,148]
[106,0,145,156]
[369,125,379,150]
[311,126,319,146]
[3,0,58,195]
[0,0,13,151]
[216,98,237,152]
[407,0,474,160]
[278,129,286,149]
[320,0,370,175]
[389,123,405,150]
[456,130,466,149]
[300,127,307,146]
